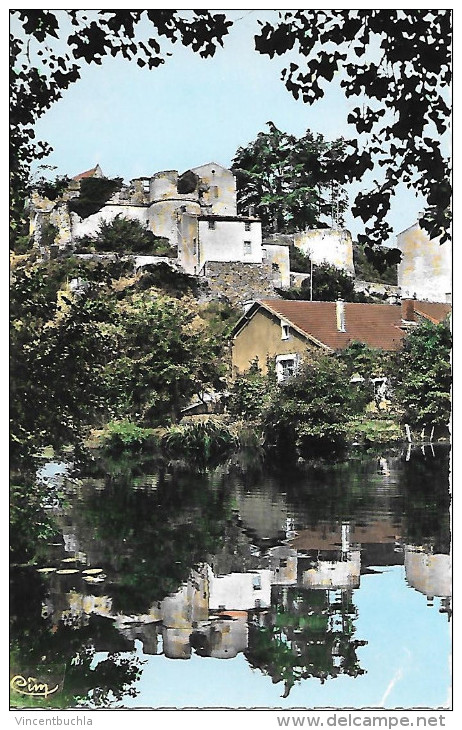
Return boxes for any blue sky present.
[28,9,431,245]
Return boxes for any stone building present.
[30,162,290,288]
[293,227,355,275]
[396,223,451,303]
[30,163,451,307]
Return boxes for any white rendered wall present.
[198,219,263,267]
[207,567,272,610]
[71,204,148,239]
[294,228,355,275]
[397,224,451,302]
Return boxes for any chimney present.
[336,298,346,332]
[401,299,415,321]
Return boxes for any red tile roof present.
[72,165,100,181]
[413,301,451,324]
[251,299,450,352]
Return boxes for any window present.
[252,574,262,590]
[143,180,150,193]
[208,220,216,230]
[245,221,251,231]
[281,321,290,340]
[276,354,299,383]
[372,377,387,400]
[211,185,219,199]
[243,240,252,255]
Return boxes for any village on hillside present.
[29,160,451,395]
[10,9,452,712]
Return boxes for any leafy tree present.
[337,340,391,380]
[353,243,398,285]
[254,10,451,250]
[226,360,276,421]
[68,176,123,219]
[10,569,144,708]
[198,301,242,338]
[68,464,234,612]
[232,122,348,236]
[390,320,451,430]
[262,353,359,456]
[279,261,366,302]
[103,294,225,425]
[10,266,115,460]
[337,341,392,410]
[246,587,366,698]
[74,214,173,255]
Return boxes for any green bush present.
[135,263,201,296]
[161,420,238,467]
[262,354,358,457]
[100,420,157,454]
[74,215,173,255]
[226,361,275,420]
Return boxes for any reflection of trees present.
[245,587,366,698]
[69,464,234,613]
[10,568,143,708]
[223,452,403,535]
[397,446,450,553]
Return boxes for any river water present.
[10,444,451,709]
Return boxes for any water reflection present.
[10,445,451,708]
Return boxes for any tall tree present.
[254,10,452,254]
[232,123,348,236]
[391,320,452,431]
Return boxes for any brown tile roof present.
[413,301,452,324]
[257,300,402,352]
[253,299,451,352]
[72,165,100,181]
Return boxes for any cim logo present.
[10,674,60,699]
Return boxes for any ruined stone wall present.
[190,163,237,215]
[354,279,401,303]
[71,202,149,240]
[262,244,291,288]
[294,228,355,275]
[203,261,282,307]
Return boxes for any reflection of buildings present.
[38,444,451,682]
[404,545,451,616]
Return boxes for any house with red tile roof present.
[230,298,451,379]
[72,164,103,182]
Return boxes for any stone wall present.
[294,228,355,275]
[203,261,282,307]
[354,279,401,303]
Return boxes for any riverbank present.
[82,413,449,462]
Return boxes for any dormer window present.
[281,321,290,340]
